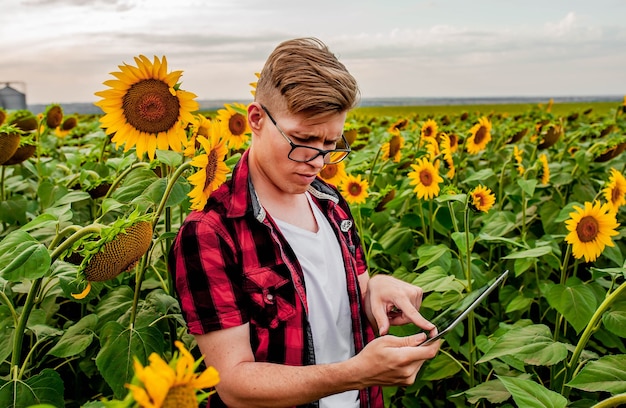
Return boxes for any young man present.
[169,37,440,408]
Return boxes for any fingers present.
[373,305,391,336]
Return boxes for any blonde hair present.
[255,37,359,119]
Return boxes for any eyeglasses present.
[260,104,351,164]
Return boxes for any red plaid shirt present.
[169,150,382,408]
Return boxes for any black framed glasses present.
[261,104,351,164]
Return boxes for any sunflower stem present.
[152,161,192,230]
[1,165,5,202]
[10,223,105,375]
[462,200,477,388]
[564,279,626,396]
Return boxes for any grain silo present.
[0,82,27,110]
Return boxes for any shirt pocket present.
[243,264,297,329]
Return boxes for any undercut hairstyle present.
[255,37,360,119]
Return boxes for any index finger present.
[393,300,435,331]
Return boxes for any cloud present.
[20,0,134,10]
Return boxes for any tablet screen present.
[419,270,509,346]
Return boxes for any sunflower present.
[381,134,404,162]
[565,201,619,262]
[319,161,348,186]
[217,103,250,149]
[340,174,369,205]
[423,136,440,160]
[421,119,438,139]
[94,55,199,160]
[513,146,525,175]
[44,104,63,129]
[469,185,496,212]
[388,118,409,134]
[408,157,443,200]
[184,114,212,158]
[187,130,230,211]
[466,117,492,154]
[602,168,626,213]
[440,134,455,178]
[127,340,219,408]
[538,153,550,185]
[55,116,78,138]
[250,72,260,97]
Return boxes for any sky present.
[1,0,625,105]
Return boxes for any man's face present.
[254,106,347,195]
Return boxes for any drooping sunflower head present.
[55,116,78,138]
[408,157,444,200]
[44,104,63,129]
[187,128,231,211]
[127,340,219,408]
[565,201,620,262]
[217,102,250,150]
[95,55,199,160]
[84,221,153,282]
[375,188,396,212]
[466,116,492,154]
[469,185,496,213]
[538,153,550,185]
[421,119,438,139]
[339,174,369,205]
[0,127,22,165]
[537,123,562,150]
[602,168,626,213]
[319,161,347,186]
[381,134,405,162]
[388,118,409,134]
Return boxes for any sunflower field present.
[0,55,625,408]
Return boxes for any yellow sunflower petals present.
[70,282,92,300]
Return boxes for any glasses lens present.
[289,146,321,163]
[326,151,349,164]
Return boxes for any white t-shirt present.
[274,193,359,408]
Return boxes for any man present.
[169,37,440,408]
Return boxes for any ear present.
[248,102,263,131]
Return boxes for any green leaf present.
[155,149,183,167]
[464,377,528,404]
[478,324,568,366]
[95,286,134,326]
[435,193,466,204]
[463,169,495,184]
[412,266,464,293]
[451,231,474,256]
[499,375,567,408]
[0,196,28,225]
[19,213,58,232]
[377,225,414,255]
[96,322,165,398]
[416,244,451,270]
[517,179,538,196]
[503,245,553,260]
[603,311,626,337]
[567,355,626,394]
[419,351,462,380]
[99,198,127,217]
[554,201,583,223]
[545,280,596,333]
[479,211,517,237]
[0,231,51,281]
[504,293,534,313]
[55,191,91,206]
[48,314,98,358]
[112,168,158,203]
[0,369,64,408]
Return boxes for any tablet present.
[418,269,509,346]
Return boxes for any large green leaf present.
[94,285,134,326]
[603,310,626,337]
[464,376,532,405]
[545,279,596,333]
[95,321,165,399]
[517,179,538,197]
[451,231,474,256]
[0,230,51,281]
[503,245,553,260]
[377,225,414,255]
[478,324,568,366]
[416,244,451,270]
[499,375,567,408]
[142,177,190,208]
[48,314,98,358]
[567,355,626,394]
[0,369,64,408]
[411,266,463,293]
[419,351,461,381]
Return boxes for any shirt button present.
[265,293,274,303]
